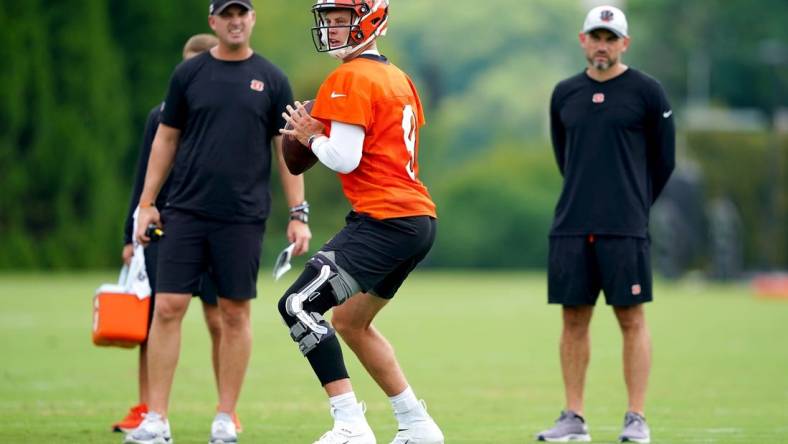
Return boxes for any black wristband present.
[289,212,308,224]
[307,134,321,149]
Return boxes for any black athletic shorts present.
[322,212,437,299]
[156,209,266,300]
[548,235,652,307]
[145,242,219,305]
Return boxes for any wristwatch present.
[289,201,309,224]
[289,212,308,224]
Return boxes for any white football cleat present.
[314,404,376,444]
[390,420,444,444]
[390,400,444,444]
[314,421,376,444]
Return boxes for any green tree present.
[628,0,788,112]
[0,0,131,268]
[429,144,561,268]
[389,0,582,167]
[108,0,210,171]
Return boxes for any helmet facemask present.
[311,0,388,60]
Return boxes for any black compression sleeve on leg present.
[278,264,349,386]
[306,333,350,386]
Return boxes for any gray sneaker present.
[209,413,238,444]
[536,410,591,442]
[123,412,172,444]
[619,412,650,443]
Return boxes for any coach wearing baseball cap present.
[124,1,311,443]
[209,0,253,16]
[582,4,628,37]
[536,4,674,443]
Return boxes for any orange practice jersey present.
[311,56,436,220]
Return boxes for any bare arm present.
[135,123,181,244]
[273,135,312,256]
[124,108,160,246]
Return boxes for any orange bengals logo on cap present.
[250,79,265,92]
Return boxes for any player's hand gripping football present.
[280,101,325,146]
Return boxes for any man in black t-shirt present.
[537,6,674,444]
[126,2,311,444]
[114,34,243,435]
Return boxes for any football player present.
[279,1,444,443]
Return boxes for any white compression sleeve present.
[310,121,365,174]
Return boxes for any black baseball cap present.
[209,0,253,15]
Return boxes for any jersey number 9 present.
[402,105,417,180]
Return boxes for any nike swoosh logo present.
[331,92,347,98]
[663,110,673,118]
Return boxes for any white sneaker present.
[209,413,238,444]
[390,401,444,444]
[314,406,376,444]
[123,412,172,444]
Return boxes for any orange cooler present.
[92,284,150,348]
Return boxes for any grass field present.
[0,270,786,443]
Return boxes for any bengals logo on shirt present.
[250,79,265,92]
[312,57,436,220]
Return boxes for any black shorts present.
[548,235,652,307]
[322,212,437,299]
[142,242,218,330]
[144,242,219,306]
[155,209,266,300]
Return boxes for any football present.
[282,100,319,175]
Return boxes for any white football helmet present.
[311,0,389,60]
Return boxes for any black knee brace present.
[277,253,357,356]
[278,254,362,385]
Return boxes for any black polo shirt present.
[161,51,292,222]
[549,68,675,238]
